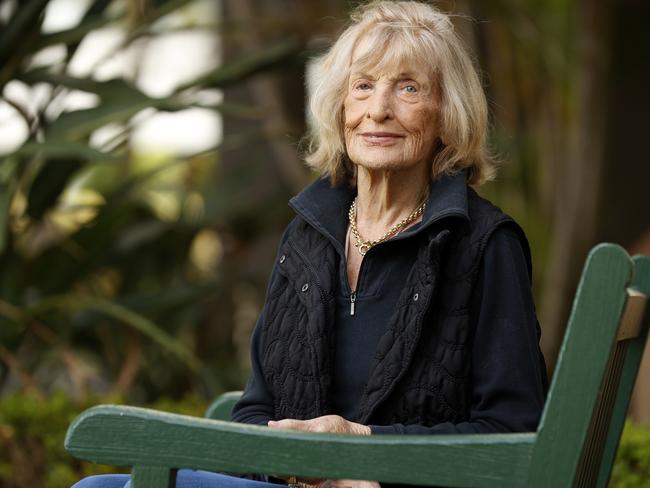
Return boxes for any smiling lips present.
[360,131,405,145]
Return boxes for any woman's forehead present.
[349,65,428,82]
[350,31,436,81]
[350,53,434,83]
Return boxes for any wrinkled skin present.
[268,415,371,436]
[343,35,438,176]
[268,416,378,488]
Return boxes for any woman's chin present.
[353,158,425,174]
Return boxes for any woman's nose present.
[366,87,393,121]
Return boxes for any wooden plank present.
[131,466,174,488]
[527,244,633,487]
[596,255,650,487]
[617,290,647,340]
[204,391,242,420]
[65,405,536,487]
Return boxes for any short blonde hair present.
[304,0,495,186]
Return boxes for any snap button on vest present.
[301,283,309,292]
[279,255,286,264]
[413,293,419,302]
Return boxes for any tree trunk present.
[540,0,614,371]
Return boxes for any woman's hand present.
[316,480,380,488]
[268,416,374,487]
[267,415,371,436]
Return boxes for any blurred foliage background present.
[0,0,648,486]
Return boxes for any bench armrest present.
[66,405,535,487]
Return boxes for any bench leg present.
[131,466,175,488]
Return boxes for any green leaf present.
[0,197,10,251]
[46,101,153,141]
[177,37,303,91]
[26,155,83,219]
[12,141,120,161]
[0,0,49,64]
[27,295,202,372]
[0,157,19,254]
[19,71,165,140]
[20,70,153,105]
[34,14,115,50]
[0,181,13,254]
[33,0,196,51]
[144,0,198,22]
[193,102,263,119]
[81,297,202,372]
[20,72,192,140]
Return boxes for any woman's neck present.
[354,164,430,241]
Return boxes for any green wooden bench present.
[65,244,650,487]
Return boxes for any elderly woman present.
[73,1,547,487]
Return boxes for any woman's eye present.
[404,85,418,93]
[355,82,371,91]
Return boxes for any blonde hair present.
[304,0,495,186]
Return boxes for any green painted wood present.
[595,255,650,488]
[65,405,536,487]
[63,244,648,488]
[527,244,633,488]
[204,391,242,421]
[131,466,174,488]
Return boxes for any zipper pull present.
[350,291,356,316]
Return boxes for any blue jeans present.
[71,470,278,488]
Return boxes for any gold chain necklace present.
[348,197,427,256]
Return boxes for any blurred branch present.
[26,295,203,372]
[112,329,142,395]
[33,0,194,51]
[29,321,90,398]
[11,141,121,161]
[176,37,303,91]
[191,102,264,119]
[1,95,36,133]
[0,156,18,254]
[0,299,89,397]
[0,345,44,399]
[66,0,199,79]
[124,0,197,39]
[34,13,116,51]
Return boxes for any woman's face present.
[343,50,439,174]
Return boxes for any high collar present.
[288,170,470,253]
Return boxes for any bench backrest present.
[62,244,649,487]
[202,245,650,488]
[204,390,242,421]
[528,244,649,487]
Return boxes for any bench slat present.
[66,405,536,487]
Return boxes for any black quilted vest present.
[259,183,530,427]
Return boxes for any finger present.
[327,480,354,488]
[268,419,308,431]
[303,418,325,433]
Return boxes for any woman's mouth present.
[360,132,404,145]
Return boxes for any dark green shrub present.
[1,391,649,488]
[0,391,206,488]
[610,421,650,488]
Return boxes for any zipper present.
[347,243,371,317]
